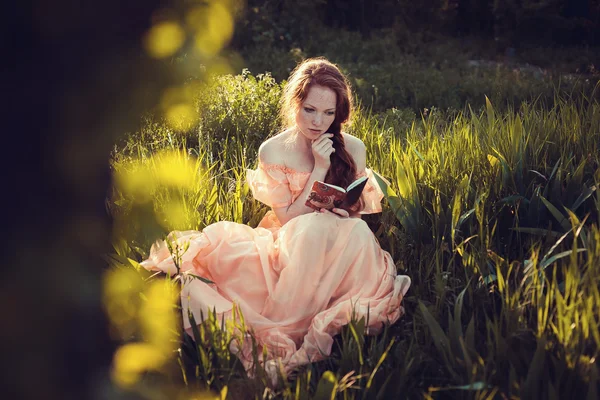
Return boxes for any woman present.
[141,57,411,383]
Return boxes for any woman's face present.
[295,84,337,141]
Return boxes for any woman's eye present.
[304,107,314,113]
[326,111,335,116]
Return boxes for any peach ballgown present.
[141,162,411,381]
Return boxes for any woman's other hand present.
[311,133,334,171]
[319,207,350,218]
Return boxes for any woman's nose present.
[313,114,322,126]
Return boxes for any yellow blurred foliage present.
[160,85,200,131]
[152,150,200,189]
[205,58,235,77]
[115,164,157,203]
[160,85,195,109]
[113,149,203,232]
[144,21,186,59]
[104,268,144,338]
[189,2,234,57]
[159,200,189,230]
[111,343,169,387]
[165,103,199,131]
[105,272,180,388]
[139,279,179,348]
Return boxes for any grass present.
[106,71,600,399]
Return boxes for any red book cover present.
[305,176,368,211]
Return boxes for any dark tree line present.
[241,0,600,48]
[327,0,599,46]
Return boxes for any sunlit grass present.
[106,71,600,398]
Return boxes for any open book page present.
[320,182,345,192]
[320,176,368,193]
[346,176,368,192]
[341,176,368,208]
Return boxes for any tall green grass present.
[107,72,600,399]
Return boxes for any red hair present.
[280,57,357,190]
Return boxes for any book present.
[305,175,369,211]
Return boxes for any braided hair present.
[280,57,357,190]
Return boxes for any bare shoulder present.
[342,133,366,170]
[258,129,293,165]
[343,133,366,154]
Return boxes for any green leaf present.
[408,140,425,162]
[539,195,571,231]
[448,382,490,391]
[543,159,561,198]
[541,227,574,262]
[451,192,462,244]
[527,186,543,226]
[418,301,456,378]
[449,282,471,364]
[490,147,512,189]
[457,208,475,229]
[187,311,210,374]
[483,274,498,285]
[511,227,564,238]
[571,184,597,211]
[465,316,475,352]
[570,158,587,189]
[314,371,337,400]
[348,318,364,366]
[498,194,527,205]
[451,174,470,244]
[521,337,547,399]
[487,154,500,168]
[366,338,396,391]
[485,95,495,127]
[187,273,215,285]
[374,171,419,236]
[541,249,586,269]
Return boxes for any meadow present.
[104,66,600,399]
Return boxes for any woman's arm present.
[259,133,335,225]
[271,166,328,225]
[296,135,367,220]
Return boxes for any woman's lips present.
[309,129,321,134]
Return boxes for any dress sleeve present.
[357,168,385,214]
[246,163,293,208]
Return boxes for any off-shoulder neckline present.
[258,161,312,175]
[257,161,368,178]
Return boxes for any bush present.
[195,70,283,167]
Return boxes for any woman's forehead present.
[303,85,336,109]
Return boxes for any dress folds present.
[141,162,411,381]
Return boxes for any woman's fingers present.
[313,138,333,152]
[312,134,335,169]
[313,140,334,156]
[319,208,349,218]
[312,135,333,150]
[332,208,350,217]
[312,133,334,145]
[321,145,334,156]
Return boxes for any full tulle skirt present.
[141,212,410,382]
